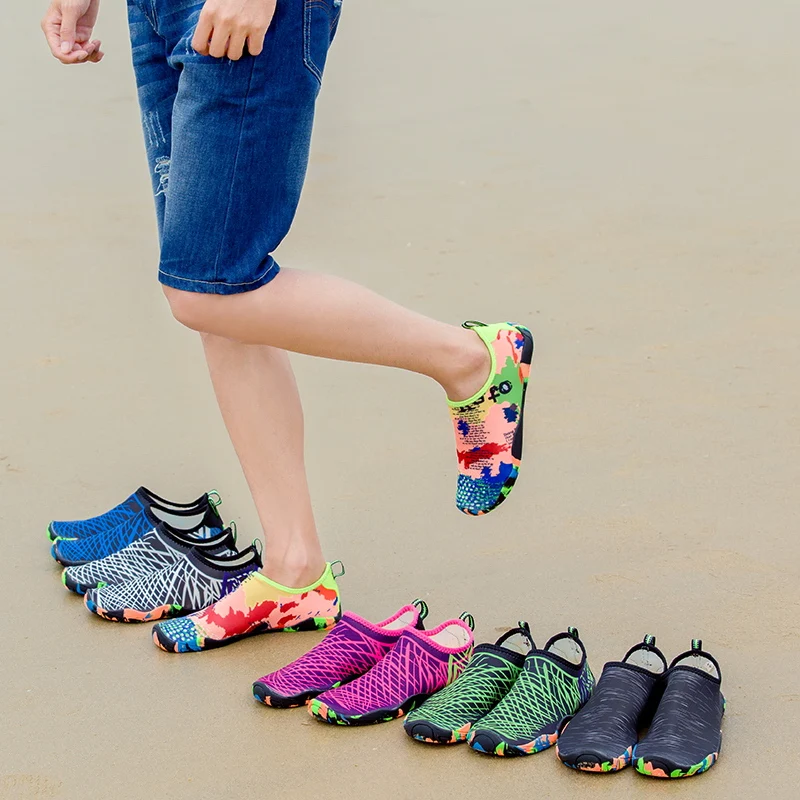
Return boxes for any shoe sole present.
[556,744,634,773]
[460,324,534,517]
[152,612,342,653]
[469,729,558,757]
[405,720,472,744]
[252,679,344,709]
[85,595,188,624]
[308,693,430,726]
[634,752,719,779]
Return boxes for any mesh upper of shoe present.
[405,646,523,730]
[318,626,473,716]
[51,492,145,540]
[258,610,415,698]
[474,652,594,741]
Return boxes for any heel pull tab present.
[643,633,656,648]
[252,536,263,565]
[459,612,475,631]
[330,560,346,579]
[207,490,222,509]
[692,638,703,652]
[568,626,580,640]
[495,621,536,651]
[412,599,429,629]
[518,620,534,649]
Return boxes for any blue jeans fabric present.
[127,0,341,294]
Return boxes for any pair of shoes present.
[405,624,594,756]
[51,489,224,566]
[556,636,725,779]
[151,562,345,652]
[253,601,475,725]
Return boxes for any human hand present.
[41,0,104,64]
[192,0,276,60]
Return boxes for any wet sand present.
[2,0,799,797]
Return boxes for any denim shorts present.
[127,0,341,294]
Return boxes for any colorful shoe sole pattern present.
[85,596,185,623]
[308,697,422,726]
[407,722,473,745]
[469,731,558,757]
[557,745,635,773]
[635,753,719,779]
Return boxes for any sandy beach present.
[2,0,799,797]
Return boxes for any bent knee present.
[163,285,218,332]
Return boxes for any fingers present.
[41,5,101,64]
[86,39,104,62]
[226,31,247,61]
[192,12,214,55]
[59,3,80,55]
[207,24,230,58]
[192,0,276,59]
[247,29,266,57]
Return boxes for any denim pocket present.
[303,0,342,84]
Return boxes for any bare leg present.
[202,332,324,587]
[167,268,491,402]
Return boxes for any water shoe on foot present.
[152,562,343,652]
[450,322,533,515]
[634,639,724,779]
[556,634,667,773]
[405,622,534,744]
[468,627,594,756]
[253,600,428,708]
[309,613,474,725]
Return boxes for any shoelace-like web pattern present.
[53,494,144,539]
[57,512,155,562]
[92,559,226,613]
[478,656,593,740]
[260,619,398,696]
[66,530,174,586]
[323,635,471,715]
[406,650,522,730]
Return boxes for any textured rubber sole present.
[252,679,343,710]
[634,752,719,779]
[459,323,534,517]
[405,720,472,745]
[85,595,187,624]
[557,744,634,773]
[469,729,558,757]
[153,613,341,653]
[309,694,429,727]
